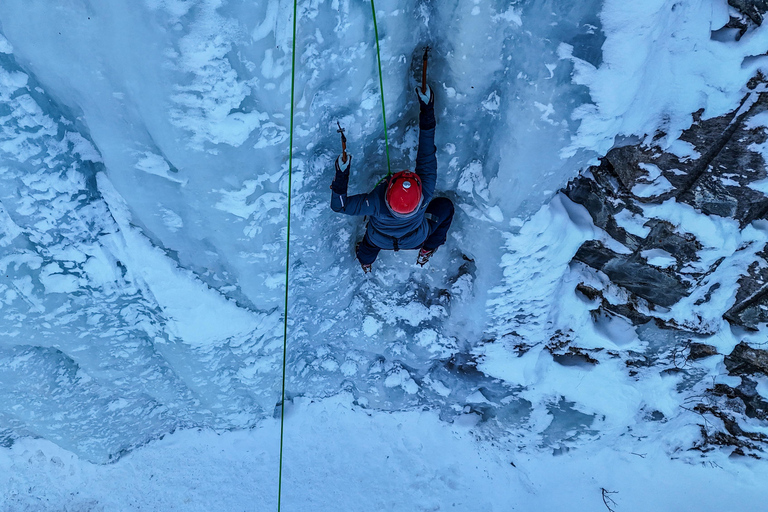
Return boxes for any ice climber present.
[330,85,454,273]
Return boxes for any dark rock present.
[564,86,768,331]
[601,302,653,325]
[603,145,647,194]
[445,352,482,377]
[690,368,768,456]
[573,240,619,269]
[694,283,721,306]
[748,71,767,89]
[600,258,687,306]
[575,283,602,301]
[552,351,599,366]
[689,342,719,360]
[0,430,14,449]
[626,353,651,368]
[564,172,643,251]
[565,173,617,229]
[642,219,700,266]
[573,241,689,307]
[596,89,768,227]
[559,76,768,458]
[725,246,768,330]
[692,403,768,456]
[729,0,768,25]
[545,329,600,365]
[713,379,768,420]
[675,92,768,227]
[721,17,750,41]
[575,278,655,327]
[724,342,768,375]
[725,292,768,330]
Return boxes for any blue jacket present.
[331,101,437,250]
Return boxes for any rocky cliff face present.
[567,83,768,321]
[729,0,768,29]
[496,0,768,459]
[561,73,768,456]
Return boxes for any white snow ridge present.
[0,1,767,511]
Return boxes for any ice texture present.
[0,0,606,461]
[0,0,764,467]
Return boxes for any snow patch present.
[632,163,674,197]
[641,248,676,268]
[362,316,382,336]
[0,33,12,53]
[136,152,187,185]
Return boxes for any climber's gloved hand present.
[331,154,351,194]
[416,85,436,129]
[416,85,434,108]
[335,154,352,174]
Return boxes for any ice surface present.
[0,1,765,496]
[0,0,608,462]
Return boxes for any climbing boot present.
[356,241,372,273]
[417,247,437,267]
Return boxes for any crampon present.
[417,247,436,266]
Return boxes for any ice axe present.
[337,121,348,164]
[421,45,431,94]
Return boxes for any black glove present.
[331,154,351,194]
[416,85,436,130]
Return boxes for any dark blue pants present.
[356,197,454,265]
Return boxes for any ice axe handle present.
[337,121,348,163]
[421,46,430,94]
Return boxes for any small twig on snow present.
[679,404,713,435]
[601,488,618,512]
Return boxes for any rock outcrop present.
[565,86,768,327]
[557,75,768,456]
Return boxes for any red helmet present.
[386,171,423,215]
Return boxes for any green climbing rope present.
[371,0,392,177]
[277,0,298,510]
[276,4,392,509]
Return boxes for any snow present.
[2,394,767,512]
[0,33,12,54]
[748,175,768,195]
[96,174,273,350]
[565,0,768,154]
[641,248,677,268]
[613,208,651,237]
[632,175,674,198]
[135,152,188,186]
[0,0,767,509]
[666,139,700,161]
[641,199,741,251]
[362,315,382,336]
[632,163,675,198]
